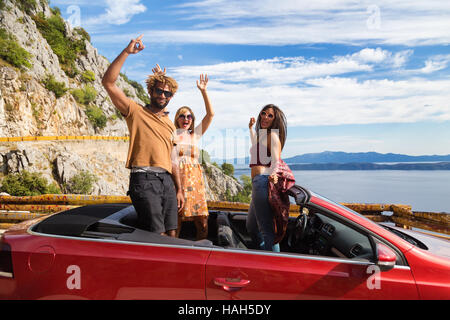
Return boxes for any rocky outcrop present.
[0,141,244,200]
[0,66,92,137]
[202,163,244,201]
[0,141,129,195]
[0,0,143,137]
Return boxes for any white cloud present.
[392,54,450,75]
[90,0,450,46]
[167,51,450,132]
[171,53,374,86]
[158,0,450,46]
[392,50,414,68]
[420,55,450,74]
[169,47,420,87]
[84,0,146,26]
[351,48,389,63]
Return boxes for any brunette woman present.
[246,104,287,251]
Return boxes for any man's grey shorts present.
[128,172,178,233]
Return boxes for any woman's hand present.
[249,117,256,129]
[177,190,185,214]
[197,74,208,92]
[152,64,166,76]
[269,173,278,184]
[124,34,145,54]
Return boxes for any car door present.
[29,236,211,300]
[205,248,419,299]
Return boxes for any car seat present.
[216,213,247,249]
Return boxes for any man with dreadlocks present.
[102,34,184,237]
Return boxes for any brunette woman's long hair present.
[255,104,287,150]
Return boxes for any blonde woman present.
[173,74,214,239]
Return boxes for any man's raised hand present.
[125,34,145,54]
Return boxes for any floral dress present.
[175,134,209,220]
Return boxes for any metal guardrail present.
[0,136,129,142]
[0,194,448,239]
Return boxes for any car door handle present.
[214,277,250,292]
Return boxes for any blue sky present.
[53,0,450,159]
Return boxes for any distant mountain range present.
[215,151,450,170]
[287,162,450,170]
[283,151,450,164]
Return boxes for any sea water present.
[233,168,450,213]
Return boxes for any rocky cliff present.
[0,0,138,137]
[0,0,244,200]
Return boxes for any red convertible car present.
[1,185,449,300]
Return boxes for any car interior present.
[31,185,381,263]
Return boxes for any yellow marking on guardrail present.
[0,136,130,142]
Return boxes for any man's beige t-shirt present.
[124,99,176,173]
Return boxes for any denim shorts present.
[128,172,178,233]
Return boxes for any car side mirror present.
[376,243,397,272]
[287,185,308,205]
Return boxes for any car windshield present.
[310,191,432,249]
[309,191,380,224]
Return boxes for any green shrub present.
[86,105,107,130]
[70,88,85,104]
[0,28,32,69]
[15,0,38,15]
[221,162,234,176]
[74,27,91,43]
[43,74,68,98]
[225,174,252,203]
[81,70,95,83]
[47,182,61,194]
[32,12,86,77]
[82,85,97,103]
[120,72,150,104]
[50,6,61,16]
[64,170,97,194]
[0,170,61,196]
[71,85,97,105]
[123,88,132,97]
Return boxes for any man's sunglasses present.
[154,87,173,98]
[261,111,274,119]
[178,114,193,120]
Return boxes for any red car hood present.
[380,223,450,259]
